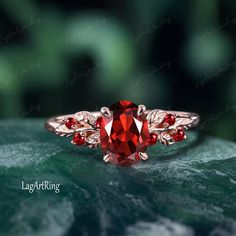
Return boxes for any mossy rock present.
[0,120,236,236]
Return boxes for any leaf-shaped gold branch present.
[75,111,97,127]
[54,111,97,137]
[85,131,100,148]
[146,109,168,131]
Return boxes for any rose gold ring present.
[45,100,200,166]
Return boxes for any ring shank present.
[45,110,200,134]
[164,110,200,128]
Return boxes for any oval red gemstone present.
[73,133,85,145]
[148,133,158,145]
[164,114,176,126]
[172,128,185,141]
[100,100,149,166]
[96,117,103,128]
[65,117,77,129]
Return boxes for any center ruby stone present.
[100,100,149,166]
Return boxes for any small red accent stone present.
[164,114,176,126]
[73,133,85,145]
[172,128,185,141]
[65,117,76,129]
[96,117,103,128]
[148,133,158,145]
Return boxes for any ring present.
[45,100,200,166]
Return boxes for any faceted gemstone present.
[172,128,185,141]
[148,133,158,146]
[65,117,77,129]
[73,133,85,145]
[164,114,176,126]
[96,117,102,128]
[100,100,149,166]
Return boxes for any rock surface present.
[0,119,236,236]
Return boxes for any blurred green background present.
[0,0,236,141]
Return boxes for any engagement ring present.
[45,100,200,166]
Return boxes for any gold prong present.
[100,107,111,117]
[139,152,148,161]
[137,105,146,116]
[103,154,111,163]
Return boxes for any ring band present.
[45,100,200,166]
